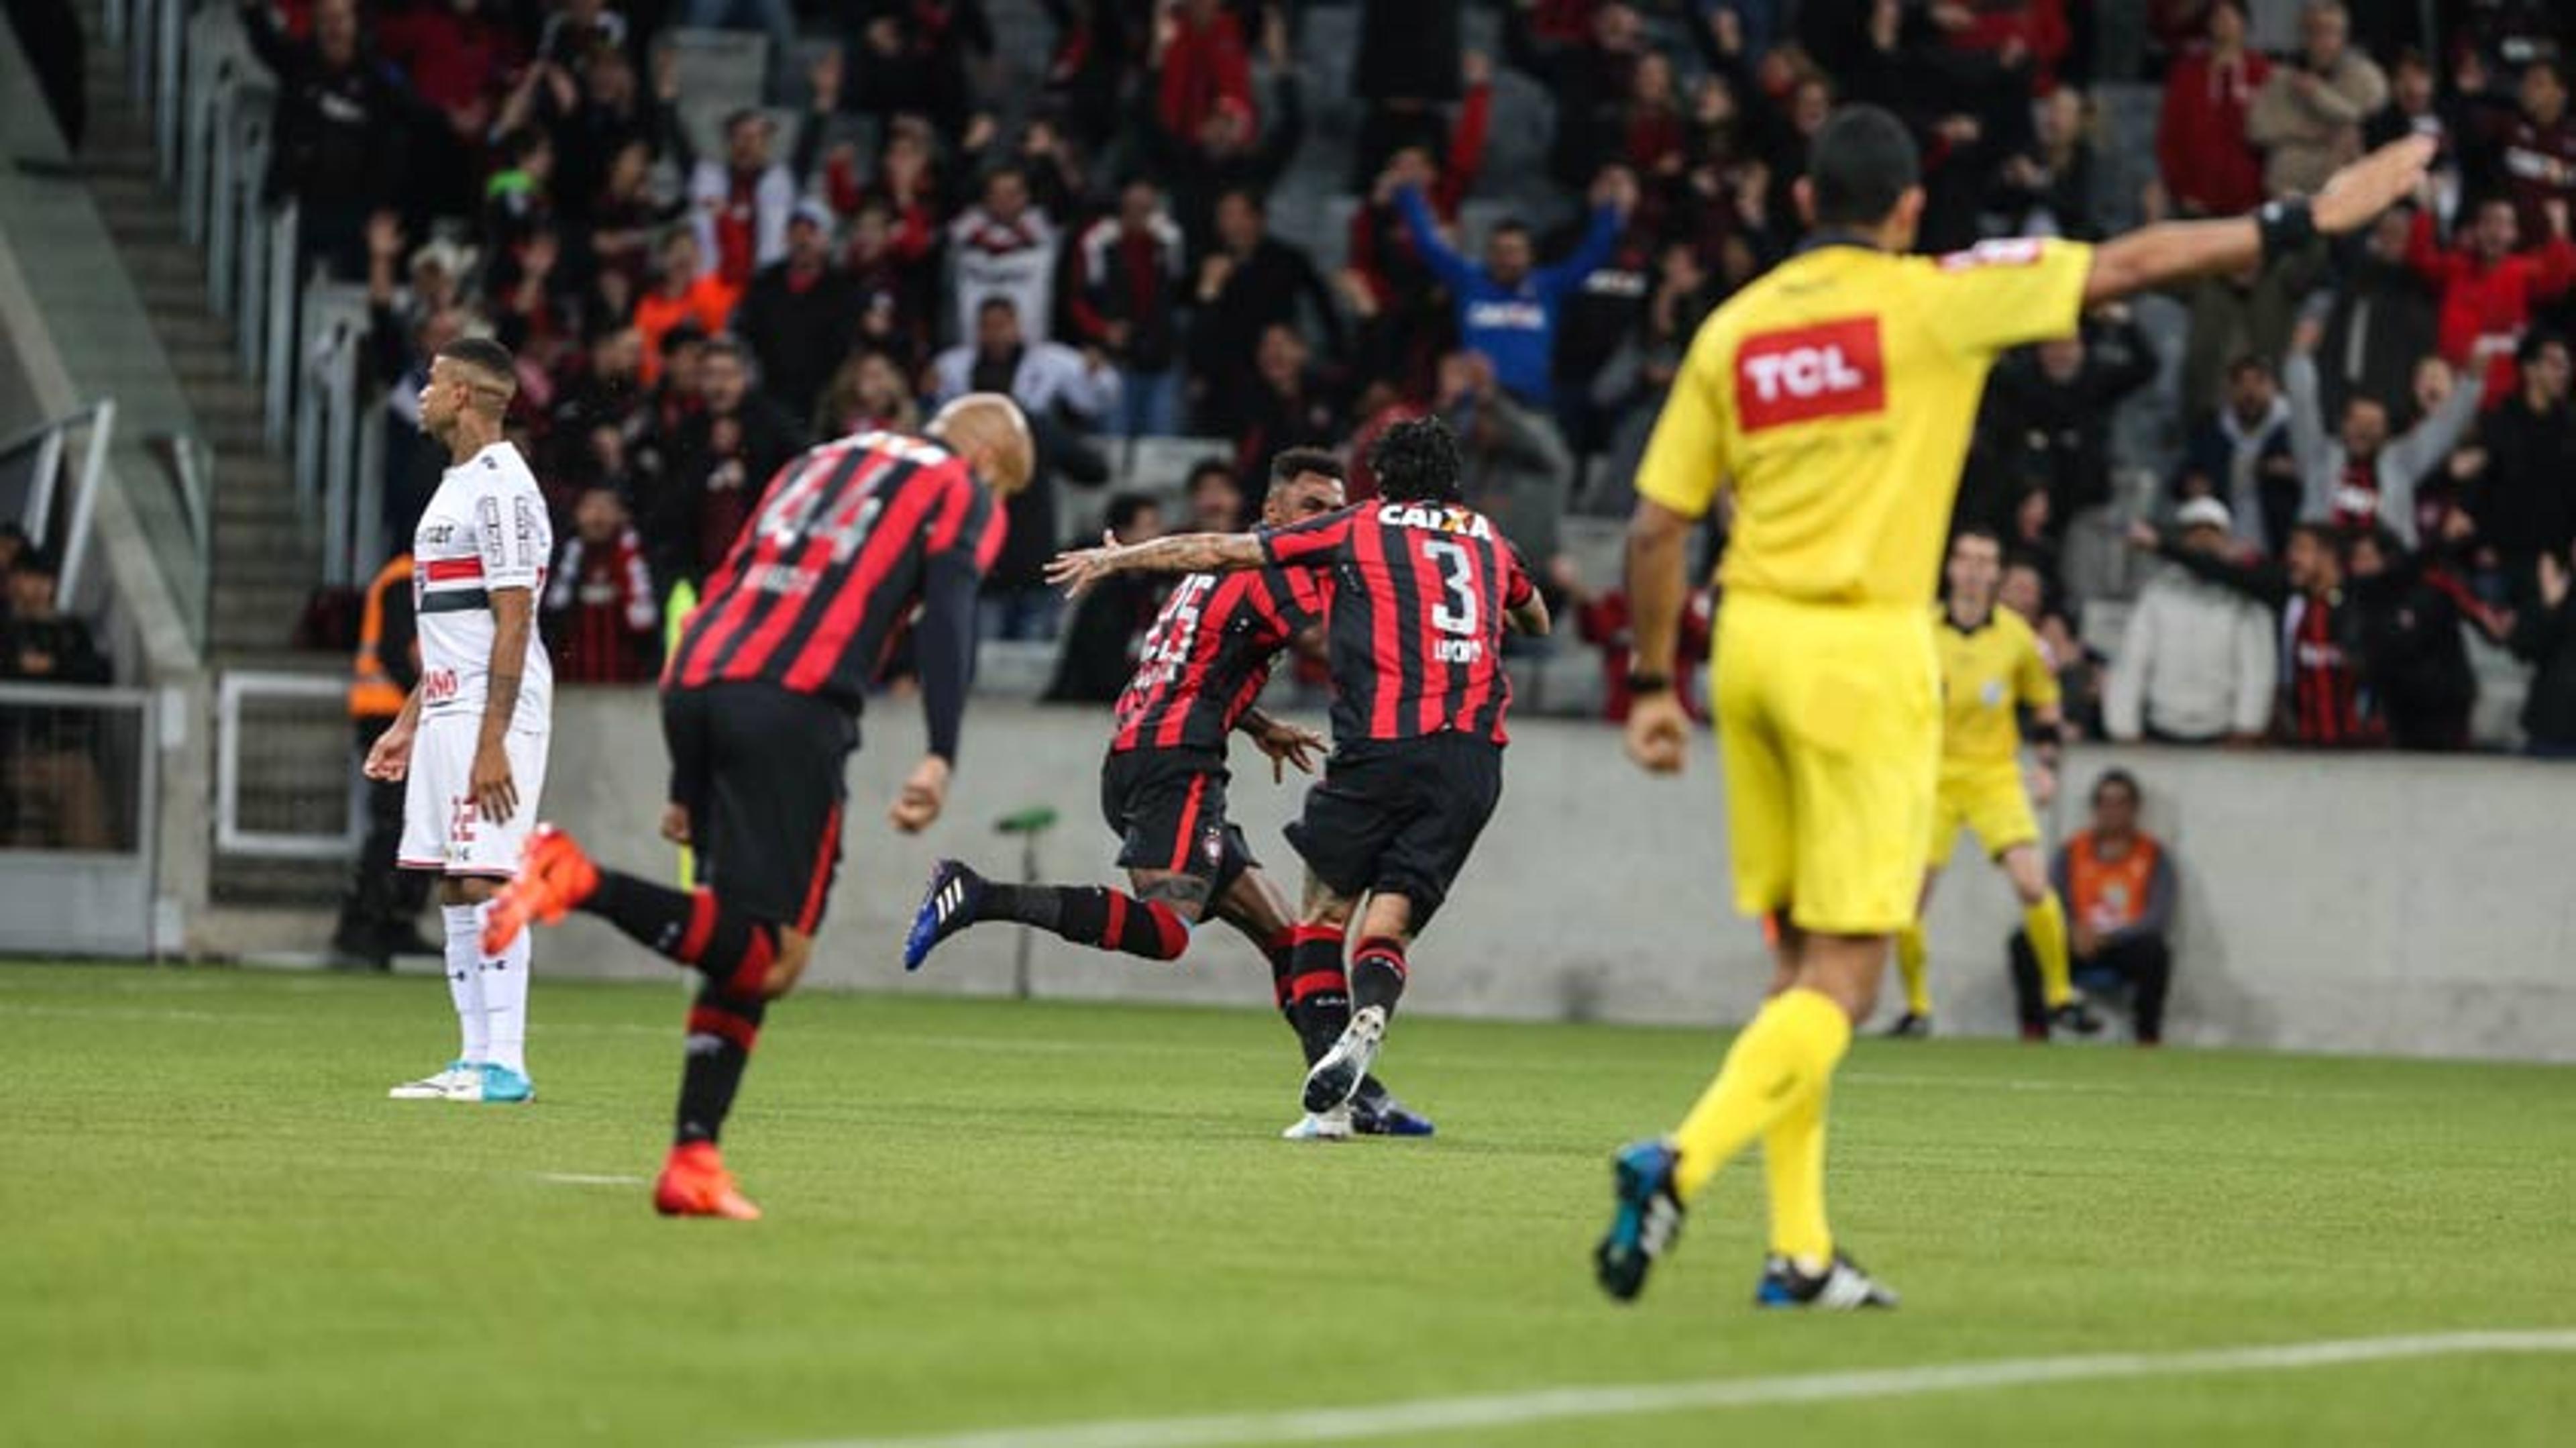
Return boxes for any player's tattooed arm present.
[1045,531,1265,594]
[473,588,533,823]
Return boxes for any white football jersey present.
[412,439,553,732]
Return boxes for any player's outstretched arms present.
[2081,134,2434,306]
[1044,531,1267,595]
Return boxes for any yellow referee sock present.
[1672,988,1853,1203]
[1893,922,1932,1017]
[2025,890,2073,1009]
[1762,1078,1833,1267]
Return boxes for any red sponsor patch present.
[1734,317,1886,432]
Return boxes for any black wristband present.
[2030,720,2065,749]
[1627,670,1674,696]
[2256,197,2316,265]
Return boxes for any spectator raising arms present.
[1395,167,1633,410]
[2284,317,2489,546]
[2405,193,2576,403]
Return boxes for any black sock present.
[676,978,767,1145]
[1283,924,1350,1064]
[1264,927,1297,1021]
[1350,935,1408,1018]
[980,882,1191,960]
[588,872,780,994]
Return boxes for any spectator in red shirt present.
[1927,0,2068,97]
[544,484,659,682]
[2157,0,2271,218]
[2406,193,2576,403]
[1155,0,1257,144]
[377,0,524,217]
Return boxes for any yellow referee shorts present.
[1927,764,2041,867]
[1713,592,1938,935]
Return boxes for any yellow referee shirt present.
[1936,605,2059,772]
[1635,237,2093,607]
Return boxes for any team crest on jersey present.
[1981,679,2006,707]
[1378,503,1495,539]
[1735,317,1885,431]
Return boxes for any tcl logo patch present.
[1735,317,1885,431]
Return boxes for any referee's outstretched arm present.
[2080,135,2435,305]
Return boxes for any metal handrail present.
[214,670,360,860]
[0,401,119,607]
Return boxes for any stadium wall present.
[535,691,2576,1064]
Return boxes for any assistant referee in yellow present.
[1594,106,2431,1309]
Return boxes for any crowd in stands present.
[233,0,2576,756]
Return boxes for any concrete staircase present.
[79,26,319,659]
[79,7,346,909]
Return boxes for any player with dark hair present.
[1046,418,1550,1136]
[1598,105,2432,1308]
[1884,525,2097,1041]
[482,395,1034,1219]
[367,334,554,1106]
[906,449,1434,1137]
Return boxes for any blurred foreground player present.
[367,338,553,1105]
[906,452,1432,1138]
[1884,526,2099,1041]
[1047,419,1549,1136]
[483,396,1030,1219]
[1598,108,2433,1308]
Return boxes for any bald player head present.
[927,393,1036,497]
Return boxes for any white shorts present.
[398,715,551,880]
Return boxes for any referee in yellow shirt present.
[1884,525,2100,1041]
[1595,106,2430,1309]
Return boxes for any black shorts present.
[663,682,857,932]
[1286,733,1503,930]
[1099,746,1257,896]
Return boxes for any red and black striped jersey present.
[1110,567,1328,755]
[1258,500,1535,745]
[667,430,1006,707]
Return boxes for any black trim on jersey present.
[420,589,492,615]
[1383,526,1430,735]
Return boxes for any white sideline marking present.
[532,1172,647,1187]
[779,1330,2576,1448]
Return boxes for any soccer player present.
[904,452,1433,1138]
[1595,107,2432,1308]
[482,396,1032,1219]
[1046,418,1550,1135]
[1883,526,2100,1041]
[366,337,554,1106]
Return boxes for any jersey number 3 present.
[1422,539,1479,637]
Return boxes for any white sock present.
[442,903,490,1064]
[478,899,532,1076]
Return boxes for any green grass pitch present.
[3,962,2572,1447]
